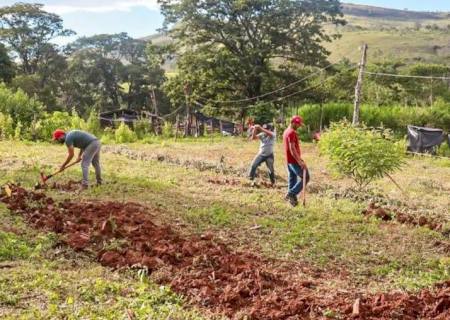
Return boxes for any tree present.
[159,0,345,121]
[0,43,14,83]
[0,3,74,75]
[64,33,167,114]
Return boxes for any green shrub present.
[36,111,73,140]
[100,127,115,144]
[84,110,101,136]
[14,121,22,140]
[70,110,87,131]
[114,122,137,143]
[437,143,450,157]
[134,118,153,139]
[294,102,450,134]
[0,113,14,139]
[0,83,44,127]
[319,121,405,189]
[162,121,174,138]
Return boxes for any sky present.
[1,0,449,45]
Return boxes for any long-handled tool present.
[35,160,80,190]
[302,167,307,207]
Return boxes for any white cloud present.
[43,1,160,14]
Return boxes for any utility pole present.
[352,44,368,126]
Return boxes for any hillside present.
[327,3,450,63]
[145,3,450,69]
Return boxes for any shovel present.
[35,160,80,190]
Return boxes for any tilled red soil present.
[1,185,449,319]
[362,202,445,233]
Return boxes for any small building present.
[99,109,139,127]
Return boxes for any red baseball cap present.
[291,115,304,126]
[52,129,66,140]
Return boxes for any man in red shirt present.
[283,115,310,207]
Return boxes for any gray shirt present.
[65,130,97,150]
[258,132,275,156]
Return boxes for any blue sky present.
[1,0,449,44]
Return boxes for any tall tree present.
[0,3,74,74]
[159,0,345,119]
[64,33,167,114]
[0,43,14,83]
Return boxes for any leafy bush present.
[35,111,73,140]
[319,121,405,189]
[70,110,87,131]
[84,110,101,136]
[0,84,44,127]
[437,143,450,157]
[134,118,153,139]
[248,102,278,124]
[0,113,14,139]
[295,102,450,134]
[162,121,174,138]
[114,122,137,143]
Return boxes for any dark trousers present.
[287,163,310,196]
[249,154,275,184]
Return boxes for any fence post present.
[353,44,368,126]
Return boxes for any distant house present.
[99,109,139,127]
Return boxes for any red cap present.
[52,129,65,140]
[291,115,303,126]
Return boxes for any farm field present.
[1,138,449,319]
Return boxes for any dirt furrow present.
[1,185,449,319]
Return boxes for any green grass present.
[1,138,449,317]
[0,204,207,319]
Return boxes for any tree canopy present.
[0,3,74,74]
[159,0,346,118]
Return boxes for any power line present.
[196,49,359,104]
[195,64,358,110]
[364,71,450,80]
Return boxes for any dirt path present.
[1,185,449,319]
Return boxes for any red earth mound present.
[362,202,444,232]
[1,185,449,319]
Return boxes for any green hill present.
[327,3,450,63]
[144,3,450,69]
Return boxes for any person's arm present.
[248,125,259,141]
[288,137,306,169]
[60,146,75,172]
[76,149,83,163]
[258,127,274,137]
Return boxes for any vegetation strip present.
[1,185,449,319]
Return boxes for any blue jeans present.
[287,163,310,197]
[249,154,275,184]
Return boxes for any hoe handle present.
[42,160,80,182]
[302,166,307,207]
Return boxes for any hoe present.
[35,160,80,190]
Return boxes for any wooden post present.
[175,114,180,141]
[352,44,368,126]
[150,86,158,116]
[184,83,191,136]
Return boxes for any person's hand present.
[254,124,261,129]
[298,159,307,170]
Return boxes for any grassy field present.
[0,138,449,318]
